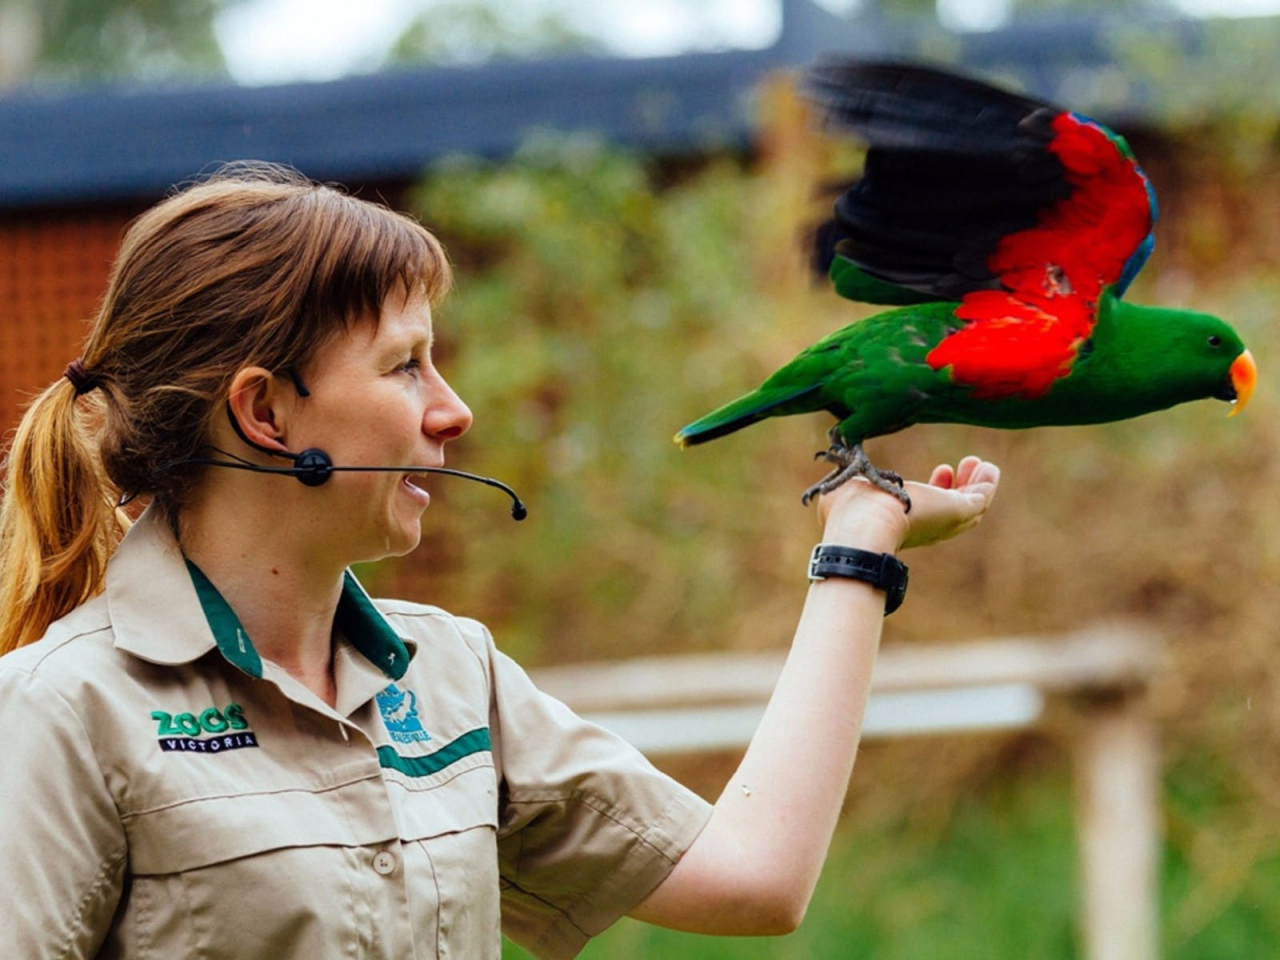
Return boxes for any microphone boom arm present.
[169,455,528,521]
[176,399,529,520]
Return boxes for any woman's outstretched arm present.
[631,457,1000,934]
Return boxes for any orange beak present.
[1228,349,1256,417]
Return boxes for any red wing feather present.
[988,113,1153,301]
[927,290,1095,399]
[927,114,1152,399]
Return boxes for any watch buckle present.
[807,543,825,582]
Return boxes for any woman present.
[0,164,999,958]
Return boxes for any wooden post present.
[1072,690,1161,960]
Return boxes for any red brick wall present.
[0,207,140,438]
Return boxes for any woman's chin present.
[349,517,425,566]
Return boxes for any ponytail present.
[0,381,129,654]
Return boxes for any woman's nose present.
[424,375,473,442]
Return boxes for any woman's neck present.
[177,497,346,707]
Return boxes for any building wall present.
[0,206,140,436]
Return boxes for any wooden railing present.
[531,621,1163,960]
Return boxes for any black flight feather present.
[803,59,1076,302]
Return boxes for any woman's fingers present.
[897,457,1000,550]
[954,455,982,488]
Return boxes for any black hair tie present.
[63,359,102,396]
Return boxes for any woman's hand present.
[817,455,1000,553]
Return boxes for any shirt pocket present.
[385,758,503,957]
[118,782,403,959]
[403,825,502,958]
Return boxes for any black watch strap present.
[807,544,909,615]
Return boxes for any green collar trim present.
[336,570,410,680]
[183,562,410,681]
[184,560,264,679]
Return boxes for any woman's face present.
[288,288,473,564]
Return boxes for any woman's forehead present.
[354,290,435,347]
[374,290,434,344]
[307,291,433,369]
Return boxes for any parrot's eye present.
[1207,335,1223,347]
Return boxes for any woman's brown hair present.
[0,162,452,653]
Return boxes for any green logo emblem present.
[152,703,258,753]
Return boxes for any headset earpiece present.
[292,448,333,487]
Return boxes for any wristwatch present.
[807,544,909,615]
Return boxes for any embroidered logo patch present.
[377,683,431,744]
[151,703,260,754]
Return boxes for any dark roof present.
[0,1,1215,210]
[0,49,778,209]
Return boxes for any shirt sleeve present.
[475,625,712,960]
[0,665,127,958]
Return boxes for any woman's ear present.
[226,367,294,453]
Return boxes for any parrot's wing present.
[805,60,1156,306]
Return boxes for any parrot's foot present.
[802,435,912,512]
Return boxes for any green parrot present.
[674,60,1256,511]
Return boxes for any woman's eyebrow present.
[383,326,430,351]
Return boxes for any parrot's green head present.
[1104,298,1256,418]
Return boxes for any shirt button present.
[373,851,397,876]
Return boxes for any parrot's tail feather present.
[675,384,823,447]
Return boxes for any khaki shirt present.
[0,509,711,959]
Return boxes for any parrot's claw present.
[801,438,912,513]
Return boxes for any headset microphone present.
[165,405,528,521]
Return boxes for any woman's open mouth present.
[402,474,431,505]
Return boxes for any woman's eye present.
[399,358,422,374]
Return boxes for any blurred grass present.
[377,115,1280,954]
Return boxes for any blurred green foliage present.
[6,0,231,84]
[387,0,602,65]
[1114,15,1280,136]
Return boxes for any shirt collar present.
[108,506,413,680]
